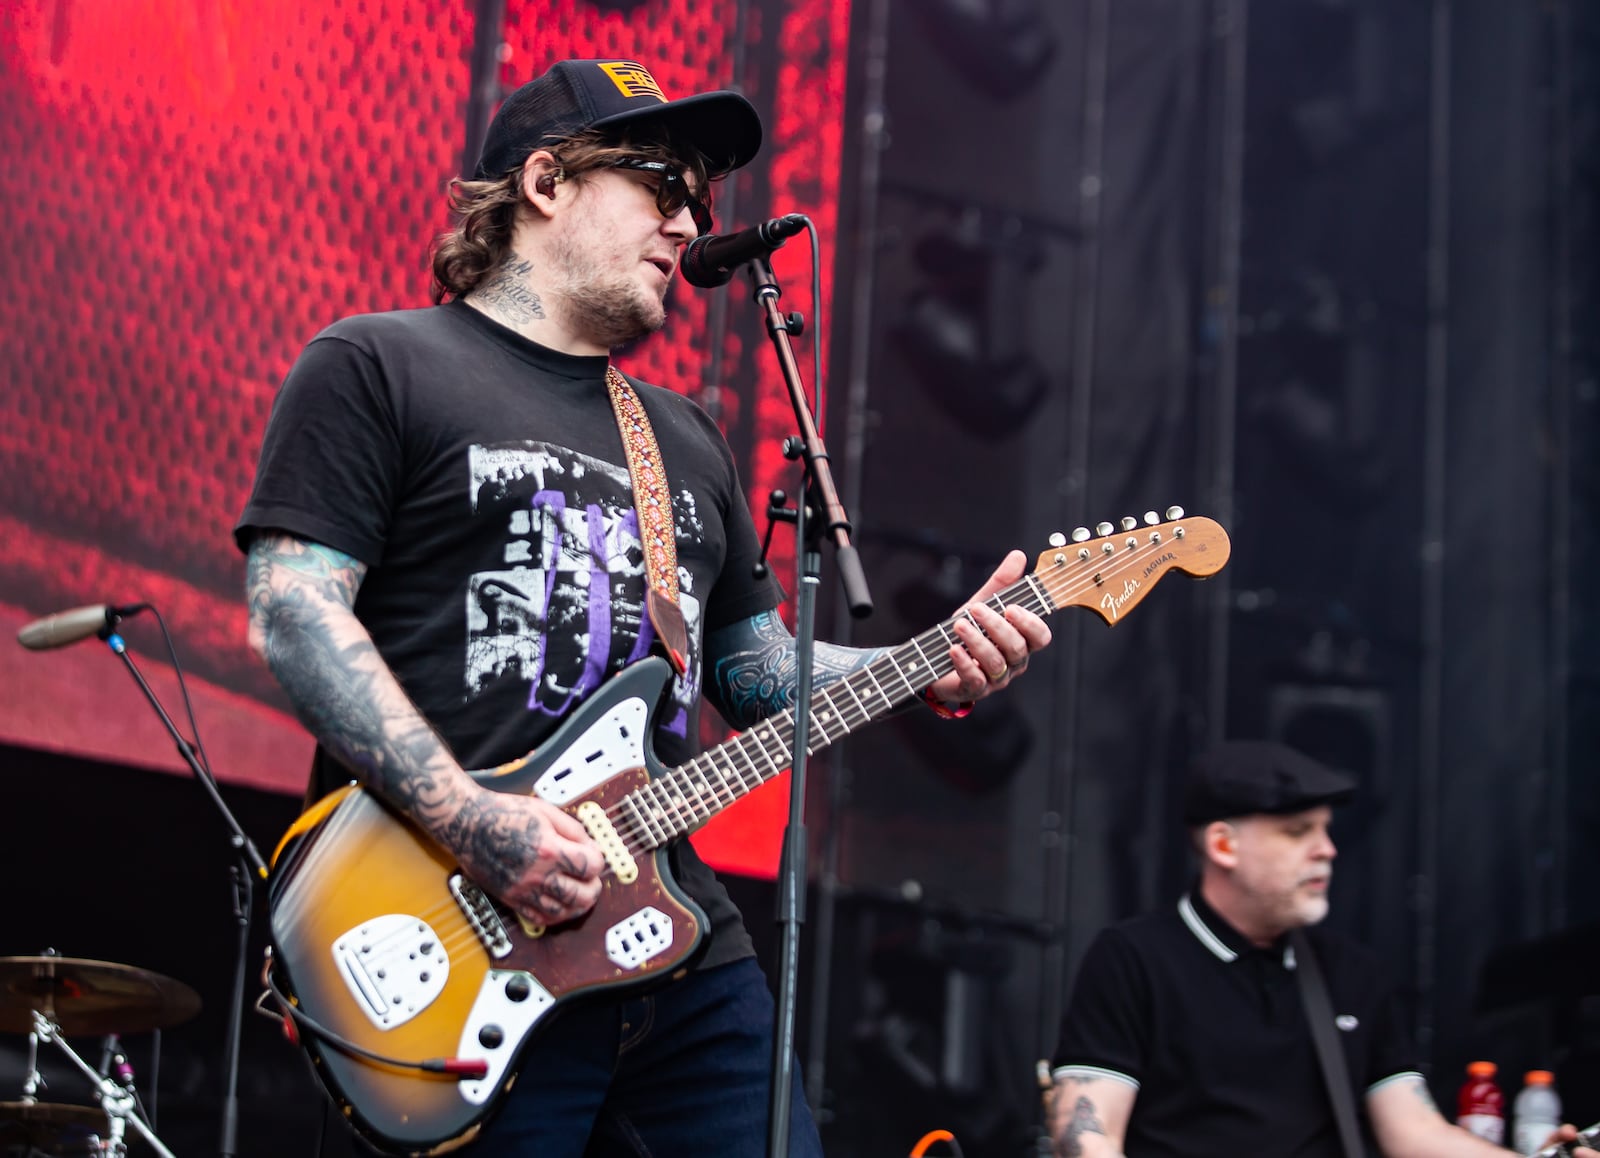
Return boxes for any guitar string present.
[596,538,1164,852]
[601,527,1194,850]
[332,526,1205,961]
[600,570,1055,845]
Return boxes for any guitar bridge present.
[331,915,450,1031]
[449,874,513,959]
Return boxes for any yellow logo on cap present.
[597,62,666,102]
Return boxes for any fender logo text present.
[1102,578,1140,621]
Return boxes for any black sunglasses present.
[606,157,715,236]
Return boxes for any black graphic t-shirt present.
[237,300,781,968]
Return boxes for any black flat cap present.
[1182,741,1356,825]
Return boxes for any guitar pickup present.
[577,801,638,884]
[449,874,513,959]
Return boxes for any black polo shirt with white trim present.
[1052,890,1420,1158]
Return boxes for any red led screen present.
[0,0,849,879]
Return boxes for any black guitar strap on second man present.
[1290,928,1367,1158]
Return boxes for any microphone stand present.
[741,253,873,1158]
[99,619,269,1158]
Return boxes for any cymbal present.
[0,956,200,1035]
[0,1101,106,1154]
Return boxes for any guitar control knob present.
[478,1024,505,1049]
[504,975,532,1003]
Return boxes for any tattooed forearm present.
[1057,1096,1107,1158]
[1403,1076,1438,1111]
[470,257,544,326]
[705,609,885,728]
[245,534,464,824]
[432,790,560,906]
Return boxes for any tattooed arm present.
[1048,1072,1133,1158]
[703,550,1053,728]
[703,609,883,729]
[1367,1074,1524,1158]
[245,531,601,924]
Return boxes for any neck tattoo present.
[475,257,545,326]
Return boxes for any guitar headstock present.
[1031,507,1230,625]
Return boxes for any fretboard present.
[617,570,1058,850]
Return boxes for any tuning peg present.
[1048,532,1067,547]
[1095,521,1114,537]
[1071,527,1091,543]
[1165,505,1185,520]
[1120,516,1137,531]
[1144,510,1160,525]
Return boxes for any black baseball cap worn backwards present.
[1182,740,1356,826]
[473,59,763,180]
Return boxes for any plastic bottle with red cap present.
[1456,1060,1505,1144]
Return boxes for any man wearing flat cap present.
[1045,741,1586,1158]
[238,56,1050,1157]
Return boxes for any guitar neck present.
[623,514,1227,847]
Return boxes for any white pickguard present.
[531,697,650,804]
[456,971,556,1105]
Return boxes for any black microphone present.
[17,602,148,650]
[679,214,809,288]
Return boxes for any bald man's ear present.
[1204,820,1240,870]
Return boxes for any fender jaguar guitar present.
[265,511,1229,1155]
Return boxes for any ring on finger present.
[985,665,1007,685]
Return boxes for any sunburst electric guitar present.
[265,511,1229,1155]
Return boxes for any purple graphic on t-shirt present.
[465,442,700,739]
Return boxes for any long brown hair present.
[429,128,715,304]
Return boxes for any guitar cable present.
[256,961,489,1081]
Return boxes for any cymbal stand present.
[29,1010,177,1158]
[20,1023,42,1103]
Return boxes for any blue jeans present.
[461,957,824,1157]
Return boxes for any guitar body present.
[268,658,707,1155]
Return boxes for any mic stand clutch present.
[740,253,873,1158]
[100,624,269,1158]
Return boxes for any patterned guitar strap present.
[605,365,690,678]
